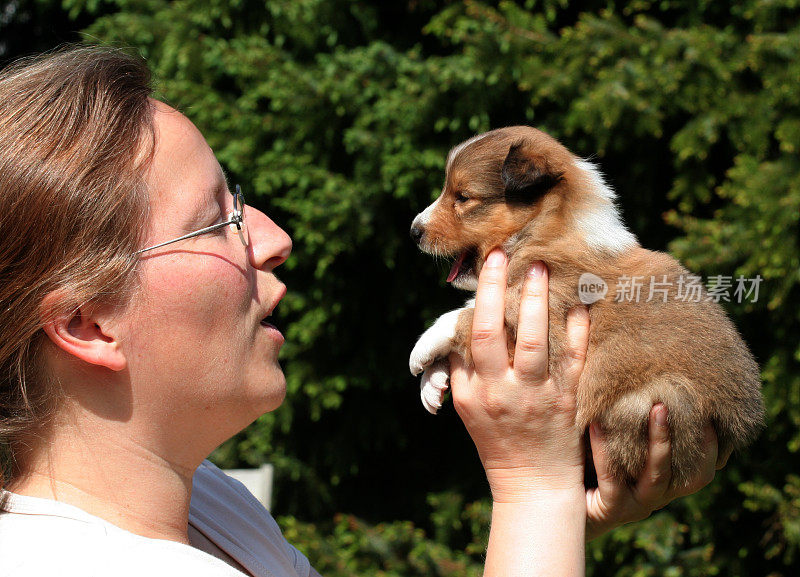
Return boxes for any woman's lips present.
[259,319,284,343]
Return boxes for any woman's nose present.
[247,207,292,271]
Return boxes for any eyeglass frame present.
[136,184,246,254]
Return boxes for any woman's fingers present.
[586,412,724,541]
[698,425,719,485]
[588,422,625,505]
[449,351,475,418]
[586,405,672,539]
[558,306,590,395]
[513,262,550,382]
[676,425,719,496]
[632,404,672,507]
[471,249,509,379]
[585,422,625,540]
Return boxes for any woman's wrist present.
[487,465,585,503]
[486,486,586,577]
[491,486,586,516]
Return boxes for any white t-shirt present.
[0,460,312,577]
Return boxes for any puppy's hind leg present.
[594,376,705,488]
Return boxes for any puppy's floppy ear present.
[501,142,564,202]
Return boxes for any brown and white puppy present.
[409,126,764,487]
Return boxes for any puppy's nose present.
[410,223,424,244]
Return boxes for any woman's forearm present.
[484,487,586,577]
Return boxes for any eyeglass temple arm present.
[135,221,234,254]
[135,186,244,255]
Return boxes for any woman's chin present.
[254,370,287,414]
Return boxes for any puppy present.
[409,126,764,487]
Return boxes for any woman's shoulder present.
[0,491,245,577]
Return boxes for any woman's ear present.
[39,292,127,372]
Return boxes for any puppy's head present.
[411,126,586,290]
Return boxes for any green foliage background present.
[2,0,798,574]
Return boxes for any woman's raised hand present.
[449,249,590,501]
[450,248,724,553]
[450,249,589,576]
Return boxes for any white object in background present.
[222,465,274,510]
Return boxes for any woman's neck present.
[8,419,198,545]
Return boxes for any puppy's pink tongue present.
[447,252,466,283]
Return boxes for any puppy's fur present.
[409,126,764,487]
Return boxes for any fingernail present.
[529,260,546,277]
[655,405,668,427]
[486,250,505,268]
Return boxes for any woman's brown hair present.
[0,46,155,495]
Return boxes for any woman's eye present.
[208,215,227,234]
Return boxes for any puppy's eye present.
[454,191,469,204]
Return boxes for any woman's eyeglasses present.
[136,185,247,254]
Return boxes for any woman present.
[0,47,723,577]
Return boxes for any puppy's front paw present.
[409,309,462,376]
[409,338,439,376]
[420,359,451,414]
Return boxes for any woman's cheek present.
[145,255,250,333]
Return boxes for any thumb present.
[449,351,477,419]
[448,352,470,394]
[588,422,626,515]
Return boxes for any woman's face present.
[117,101,292,453]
